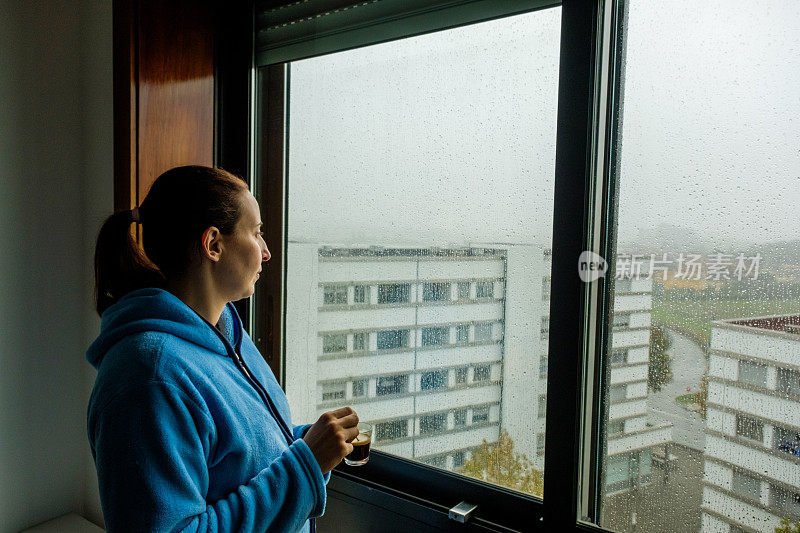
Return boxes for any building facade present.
[702,315,800,533]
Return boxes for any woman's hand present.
[302,407,360,474]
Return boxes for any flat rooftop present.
[726,314,800,333]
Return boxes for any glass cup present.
[344,422,373,466]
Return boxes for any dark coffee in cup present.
[345,432,371,465]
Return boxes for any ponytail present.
[93,210,164,316]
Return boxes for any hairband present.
[128,206,141,224]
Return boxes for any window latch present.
[448,501,477,523]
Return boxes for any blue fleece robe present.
[86,288,328,532]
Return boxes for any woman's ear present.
[200,227,223,262]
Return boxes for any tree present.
[459,429,543,498]
[776,518,800,533]
[648,325,673,392]
[693,374,708,419]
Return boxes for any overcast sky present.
[286,1,800,251]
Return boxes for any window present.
[452,451,466,469]
[421,326,449,347]
[376,419,408,441]
[475,281,494,298]
[539,355,548,379]
[376,375,408,396]
[537,433,546,456]
[455,366,468,385]
[420,370,448,391]
[609,349,627,365]
[353,285,368,304]
[607,420,624,436]
[537,395,547,417]
[472,406,489,424]
[457,282,470,299]
[614,278,632,293]
[376,329,409,350]
[473,365,490,382]
[732,470,762,501]
[777,367,800,396]
[455,324,469,343]
[735,415,763,443]
[738,360,768,388]
[453,409,467,428]
[323,284,347,305]
[377,283,410,304]
[771,485,800,516]
[773,425,799,454]
[609,385,627,403]
[474,323,492,342]
[542,277,551,300]
[611,313,630,330]
[425,455,447,468]
[420,413,447,434]
[352,332,366,351]
[423,282,450,302]
[540,317,549,341]
[352,379,368,398]
[322,333,347,353]
[321,382,345,401]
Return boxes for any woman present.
[88,165,358,532]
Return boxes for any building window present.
[773,425,800,454]
[609,349,627,365]
[473,365,491,382]
[420,413,447,434]
[541,317,550,341]
[475,281,494,298]
[423,282,450,302]
[425,455,448,468]
[770,485,800,516]
[609,384,627,402]
[474,322,493,341]
[455,366,468,384]
[542,276,551,300]
[456,324,470,342]
[537,395,547,417]
[452,451,466,469]
[735,414,764,443]
[777,367,800,396]
[321,382,346,401]
[377,283,410,304]
[539,355,548,379]
[537,433,546,456]
[615,278,632,293]
[611,313,630,330]
[453,409,467,428]
[472,406,489,424]
[377,329,410,350]
[352,379,368,398]
[352,332,366,351]
[376,419,408,441]
[376,375,408,396]
[322,333,347,353]
[732,470,762,501]
[421,326,450,346]
[323,284,348,305]
[608,420,624,436]
[457,281,471,299]
[353,285,368,303]
[738,360,768,388]
[420,370,448,391]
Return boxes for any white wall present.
[0,1,111,530]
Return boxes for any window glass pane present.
[352,332,366,351]
[376,419,408,442]
[322,333,347,353]
[323,284,348,305]
[599,2,800,531]
[321,382,346,401]
[282,7,561,500]
[423,282,451,302]
[352,379,368,398]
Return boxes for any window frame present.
[246,1,618,531]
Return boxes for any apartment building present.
[285,244,670,487]
[702,315,800,532]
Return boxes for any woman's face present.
[216,191,270,301]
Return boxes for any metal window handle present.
[449,501,478,523]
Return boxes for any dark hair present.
[94,165,249,316]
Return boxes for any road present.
[647,328,708,451]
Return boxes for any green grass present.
[651,298,800,347]
[675,393,695,406]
